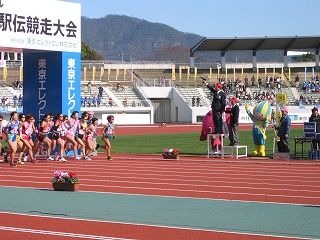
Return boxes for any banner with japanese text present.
[23,50,80,121]
[0,0,81,52]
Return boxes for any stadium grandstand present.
[1,36,320,124]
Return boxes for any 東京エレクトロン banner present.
[23,50,81,122]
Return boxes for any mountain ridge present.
[81,15,285,63]
[81,15,203,62]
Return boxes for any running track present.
[0,124,319,240]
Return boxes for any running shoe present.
[107,156,113,161]
[3,155,8,163]
[10,163,17,167]
[47,156,54,161]
[23,155,28,162]
[59,157,67,162]
[75,156,81,160]
[17,160,25,165]
[31,158,37,163]
[84,156,91,161]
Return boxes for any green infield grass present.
[97,128,304,157]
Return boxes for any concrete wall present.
[141,87,172,98]
[140,87,192,123]
[101,113,150,125]
[171,89,192,123]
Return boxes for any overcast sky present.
[65,0,319,38]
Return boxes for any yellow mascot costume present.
[245,101,271,157]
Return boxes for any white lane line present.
[0,226,133,240]
[0,213,312,240]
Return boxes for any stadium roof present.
[190,36,320,56]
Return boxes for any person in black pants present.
[276,107,291,152]
[224,97,240,146]
[309,106,320,150]
[202,77,226,134]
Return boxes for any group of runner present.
[0,110,115,167]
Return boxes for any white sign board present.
[101,114,151,125]
[0,0,81,52]
[0,60,6,68]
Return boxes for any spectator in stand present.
[18,94,23,107]
[92,95,97,107]
[13,79,20,89]
[84,97,88,107]
[316,74,320,85]
[81,96,85,107]
[265,76,270,89]
[17,79,21,89]
[244,76,249,87]
[108,97,113,107]
[192,96,195,107]
[97,96,101,107]
[87,97,92,107]
[1,97,6,107]
[258,76,262,88]
[123,98,128,107]
[251,75,255,86]
[13,95,18,107]
[132,100,136,107]
[98,85,104,98]
[196,96,200,107]
[276,77,282,90]
[87,80,92,94]
[295,74,300,87]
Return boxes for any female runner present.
[36,113,54,161]
[52,113,67,162]
[4,111,20,167]
[76,112,87,159]
[65,111,81,160]
[97,115,115,161]
[20,113,37,163]
[84,117,98,160]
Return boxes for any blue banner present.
[23,50,81,121]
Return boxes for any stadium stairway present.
[109,86,149,107]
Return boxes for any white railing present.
[4,60,319,69]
